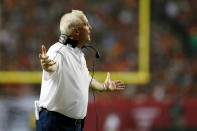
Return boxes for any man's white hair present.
[60,10,88,35]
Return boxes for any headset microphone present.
[82,45,100,59]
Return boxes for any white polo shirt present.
[38,42,92,119]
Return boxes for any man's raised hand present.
[104,72,125,91]
[39,45,57,73]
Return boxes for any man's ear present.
[71,27,79,36]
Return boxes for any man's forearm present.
[90,78,106,92]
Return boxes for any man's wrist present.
[99,83,107,92]
[102,83,107,92]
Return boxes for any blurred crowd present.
[0,0,197,130]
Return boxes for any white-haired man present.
[36,10,125,131]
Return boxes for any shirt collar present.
[67,44,83,55]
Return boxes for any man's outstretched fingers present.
[42,45,47,54]
[39,53,42,59]
[42,59,52,64]
[106,72,111,82]
[40,55,49,60]
[116,81,124,86]
[117,84,125,88]
[118,85,125,88]
[115,88,125,91]
[115,80,122,84]
[48,61,56,66]
[115,80,124,85]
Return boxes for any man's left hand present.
[104,72,125,91]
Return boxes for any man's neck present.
[59,34,79,48]
[76,42,85,49]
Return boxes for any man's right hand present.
[39,45,57,73]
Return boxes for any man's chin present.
[83,37,91,43]
[87,37,91,42]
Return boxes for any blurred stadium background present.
[0,0,197,131]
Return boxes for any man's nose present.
[89,25,92,32]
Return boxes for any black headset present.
[59,34,100,59]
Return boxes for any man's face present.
[70,15,92,45]
[78,20,92,43]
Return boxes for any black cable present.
[89,59,99,131]
[84,46,100,131]
[82,45,100,59]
